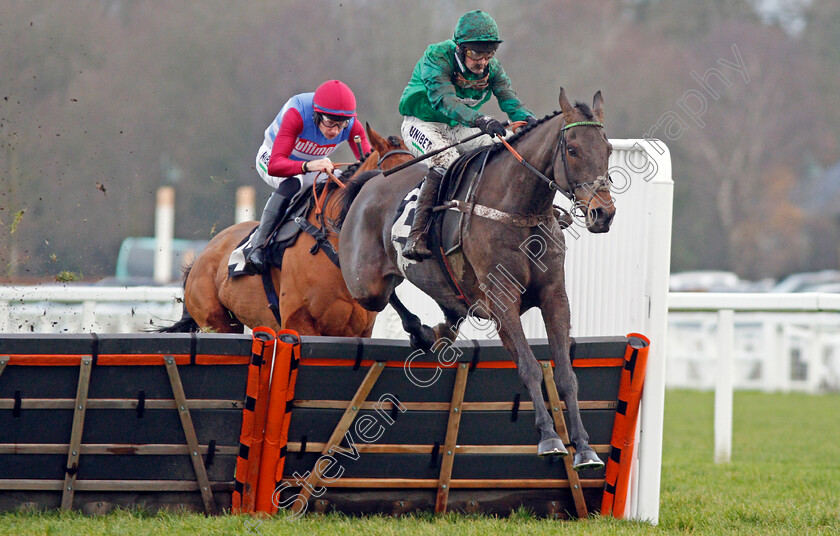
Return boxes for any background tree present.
[1,0,838,283]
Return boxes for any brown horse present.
[158,125,412,335]
[337,89,615,469]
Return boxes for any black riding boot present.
[402,166,445,261]
[245,190,292,274]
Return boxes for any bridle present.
[376,148,413,168]
[495,118,613,228]
[498,119,611,202]
[551,120,612,200]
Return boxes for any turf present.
[1,390,838,535]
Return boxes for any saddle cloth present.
[390,184,422,276]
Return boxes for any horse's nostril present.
[588,207,605,224]
[587,207,614,229]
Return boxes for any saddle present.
[390,147,490,264]
[389,147,493,307]
[226,181,342,328]
[228,182,340,279]
[435,145,495,254]
[391,144,571,307]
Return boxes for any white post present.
[807,321,822,393]
[153,186,175,285]
[760,320,777,392]
[236,186,256,224]
[632,139,673,524]
[778,323,792,393]
[715,308,734,464]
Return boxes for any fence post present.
[0,300,9,333]
[778,323,792,393]
[807,322,822,392]
[236,186,256,224]
[633,139,673,523]
[154,187,175,285]
[714,308,734,464]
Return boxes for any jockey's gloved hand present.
[526,116,539,127]
[475,115,507,138]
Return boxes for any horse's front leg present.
[389,293,436,350]
[488,299,568,457]
[540,284,604,471]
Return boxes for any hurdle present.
[0,331,649,518]
[0,333,252,513]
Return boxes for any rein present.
[497,126,574,202]
[312,164,351,215]
[313,148,412,214]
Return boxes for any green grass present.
[1,390,839,535]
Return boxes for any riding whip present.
[382,121,511,177]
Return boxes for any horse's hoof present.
[537,438,569,457]
[573,450,604,471]
[409,325,436,351]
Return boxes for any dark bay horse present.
[158,125,412,335]
[337,89,615,469]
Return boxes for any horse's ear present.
[558,87,573,115]
[365,122,386,152]
[592,91,604,122]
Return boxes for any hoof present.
[409,325,436,350]
[573,450,604,471]
[433,322,458,342]
[537,438,569,457]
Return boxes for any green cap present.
[453,10,502,44]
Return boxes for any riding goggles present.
[320,117,350,129]
[464,48,495,61]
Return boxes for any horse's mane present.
[489,111,560,153]
[489,102,594,155]
[334,169,383,230]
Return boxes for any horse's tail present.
[152,263,200,333]
[153,309,199,333]
[334,169,383,230]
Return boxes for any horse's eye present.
[567,146,578,157]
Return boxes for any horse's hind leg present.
[389,294,436,350]
[190,297,243,333]
[184,267,244,333]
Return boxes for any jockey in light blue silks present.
[246,80,371,274]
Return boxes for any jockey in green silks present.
[398,9,537,261]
